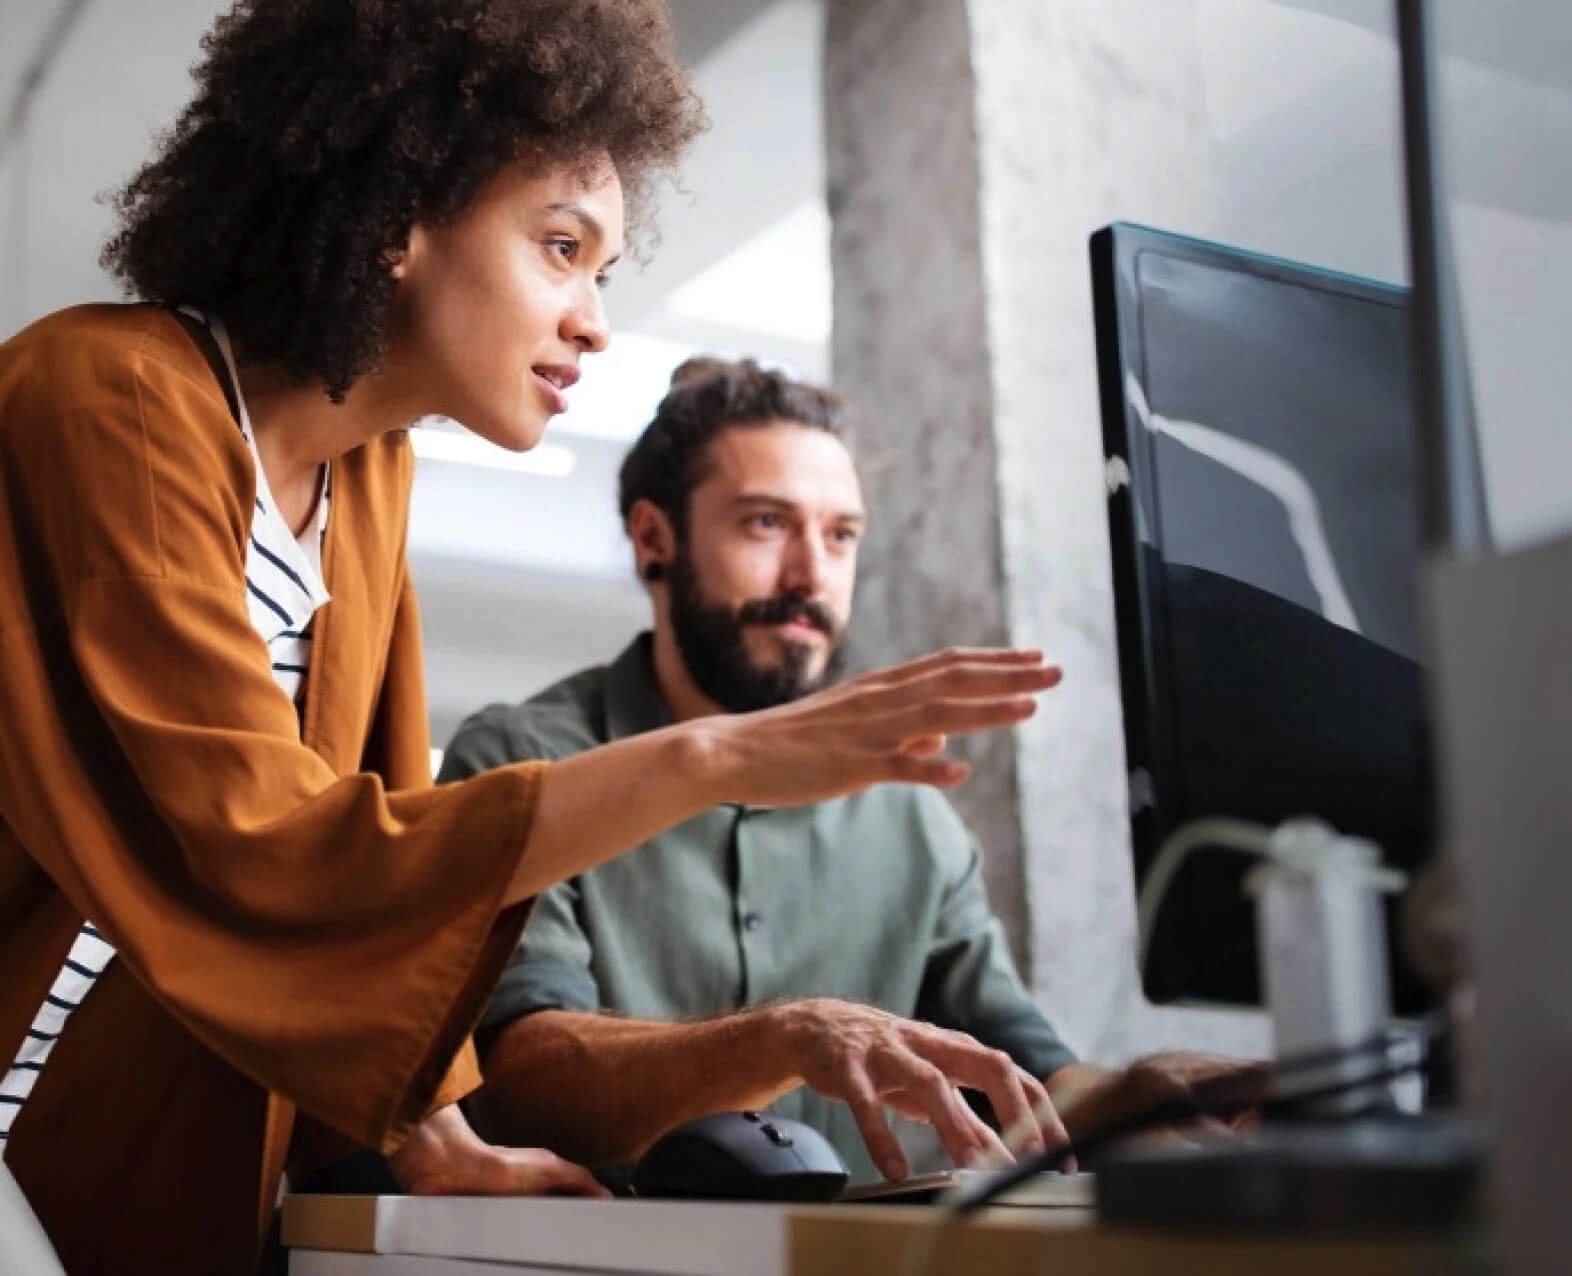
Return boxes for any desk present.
[792,1211,1453,1275]
[283,1195,1457,1276]
[284,1195,801,1276]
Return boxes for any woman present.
[0,3,1060,1272]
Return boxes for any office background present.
[2,0,1566,1065]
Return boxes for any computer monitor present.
[1091,223,1435,1014]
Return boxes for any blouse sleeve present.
[0,334,539,1154]
[361,559,492,1121]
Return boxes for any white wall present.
[5,0,1563,1027]
[0,2,232,331]
[0,2,830,749]
[942,0,1571,1064]
[1197,0,1572,552]
[0,0,649,741]
[1107,0,1572,1052]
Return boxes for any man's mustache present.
[736,595,839,639]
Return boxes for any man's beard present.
[666,551,847,713]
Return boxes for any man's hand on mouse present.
[761,997,1069,1182]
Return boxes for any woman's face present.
[391,155,624,450]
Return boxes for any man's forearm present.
[471,1008,804,1167]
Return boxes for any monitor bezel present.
[1089,221,1412,1006]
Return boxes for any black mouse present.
[631,1111,850,1203]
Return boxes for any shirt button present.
[742,912,763,933]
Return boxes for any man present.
[441,358,1246,1185]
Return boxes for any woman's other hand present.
[389,1104,609,1197]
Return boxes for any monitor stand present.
[1094,1113,1480,1232]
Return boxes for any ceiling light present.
[666,201,833,346]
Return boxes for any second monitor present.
[1091,223,1434,1015]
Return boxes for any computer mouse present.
[631,1110,850,1203]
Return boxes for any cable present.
[961,815,1275,1183]
[1137,817,1406,974]
[895,809,1437,1276]
[960,1014,1444,1216]
[963,1012,1444,1213]
[946,816,1414,1201]
[1,0,94,333]
[1,0,95,167]
[949,816,1412,1213]
[1135,817,1272,973]
[895,1011,1447,1276]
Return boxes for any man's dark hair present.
[617,357,847,540]
[101,0,705,400]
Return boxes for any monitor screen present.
[1091,223,1435,1013]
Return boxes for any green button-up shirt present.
[438,634,1075,1181]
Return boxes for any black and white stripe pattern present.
[1,311,331,1149]
[247,461,331,703]
[0,925,115,1131]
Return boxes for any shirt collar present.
[603,632,674,743]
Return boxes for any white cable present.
[900,815,1408,1276]
[974,818,1277,1189]
[1136,817,1277,973]
[898,820,1275,1276]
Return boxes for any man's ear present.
[627,499,677,584]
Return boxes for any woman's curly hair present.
[102,0,706,399]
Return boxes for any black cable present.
[954,1058,1428,1218]
[951,1013,1448,1218]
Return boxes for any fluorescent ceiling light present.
[550,331,699,442]
[410,425,576,478]
[1198,0,1390,142]
[666,201,833,346]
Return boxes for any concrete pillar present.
[825,0,1025,963]
[826,0,1267,1061]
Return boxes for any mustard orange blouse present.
[0,304,543,1274]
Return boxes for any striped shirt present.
[1,311,330,1148]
